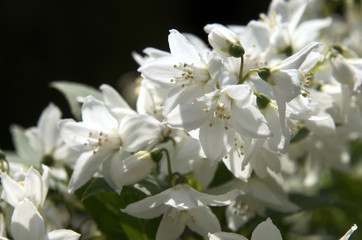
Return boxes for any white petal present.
[223,85,252,107]
[241,20,270,49]
[43,229,80,240]
[121,189,171,219]
[24,127,43,154]
[100,84,132,110]
[156,208,185,240]
[293,18,331,50]
[38,103,62,154]
[163,83,211,116]
[118,114,163,152]
[339,224,358,240]
[81,96,118,131]
[249,179,284,205]
[11,199,45,240]
[122,152,155,186]
[199,124,228,163]
[24,167,43,207]
[165,102,209,131]
[187,207,221,237]
[271,69,301,102]
[189,187,238,207]
[223,153,252,181]
[139,56,179,88]
[251,218,282,240]
[192,158,218,187]
[102,151,128,194]
[209,232,248,240]
[68,149,111,193]
[230,106,270,138]
[288,1,306,32]
[41,165,50,206]
[58,119,94,151]
[0,173,24,207]
[166,186,198,209]
[277,42,321,70]
[169,29,202,64]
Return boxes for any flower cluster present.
[1,0,361,240]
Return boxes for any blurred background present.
[1,0,270,150]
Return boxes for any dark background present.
[1,0,271,150]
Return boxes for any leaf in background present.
[81,177,114,201]
[77,185,159,240]
[8,124,41,166]
[50,81,102,120]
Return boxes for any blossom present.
[59,96,164,193]
[166,84,270,164]
[0,165,49,208]
[205,24,245,58]
[122,184,238,240]
[208,218,282,240]
[8,199,80,240]
[139,29,225,116]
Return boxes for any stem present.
[239,69,259,84]
[160,148,173,184]
[0,149,9,174]
[238,55,244,84]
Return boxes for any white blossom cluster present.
[1,0,361,239]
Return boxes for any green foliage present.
[50,81,103,120]
[76,178,162,240]
[8,124,41,166]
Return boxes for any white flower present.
[207,177,298,231]
[0,165,50,208]
[122,184,238,240]
[9,199,80,240]
[139,29,224,116]
[259,42,321,140]
[59,96,164,193]
[24,103,79,168]
[208,218,282,240]
[166,84,270,164]
[99,83,137,119]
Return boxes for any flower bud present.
[255,93,271,110]
[258,67,271,81]
[207,26,245,57]
[331,57,355,87]
[122,151,156,186]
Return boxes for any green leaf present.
[77,182,159,240]
[50,81,102,120]
[9,124,41,166]
[81,177,114,201]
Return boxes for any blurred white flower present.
[8,199,80,240]
[208,218,282,240]
[0,165,49,208]
[122,184,238,240]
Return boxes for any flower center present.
[171,62,209,87]
[206,94,232,130]
[83,129,121,154]
[231,197,255,219]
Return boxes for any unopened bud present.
[122,151,156,186]
[258,67,270,81]
[207,25,244,58]
[255,93,271,110]
[150,148,163,163]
